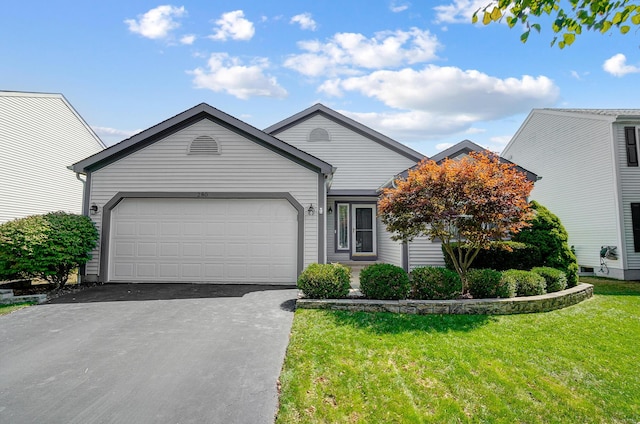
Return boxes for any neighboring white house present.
[502,109,640,280]
[0,91,105,223]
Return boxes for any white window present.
[336,203,349,250]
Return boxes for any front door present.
[351,205,376,257]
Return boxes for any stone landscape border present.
[297,283,594,315]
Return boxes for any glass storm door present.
[352,205,376,256]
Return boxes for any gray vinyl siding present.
[615,122,640,270]
[0,93,104,223]
[376,215,403,267]
[86,119,318,276]
[272,114,418,190]
[502,111,621,271]
[408,236,446,270]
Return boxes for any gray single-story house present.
[72,103,530,284]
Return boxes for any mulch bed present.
[2,280,97,302]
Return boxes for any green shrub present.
[297,263,351,299]
[467,269,515,299]
[0,212,99,289]
[502,269,546,297]
[512,201,579,287]
[409,267,462,300]
[532,267,568,293]
[442,241,539,272]
[359,263,410,300]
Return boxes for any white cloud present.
[210,10,255,41]
[319,66,558,140]
[290,13,317,31]
[390,1,410,12]
[92,126,141,138]
[125,5,186,39]
[434,0,496,24]
[465,127,486,134]
[180,34,196,45]
[603,53,640,77]
[341,109,478,140]
[189,53,287,99]
[435,142,454,151]
[284,28,440,77]
[330,65,559,120]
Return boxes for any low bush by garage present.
[0,212,99,290]
[359,263,410,300]
[297,263,351,299]
[410,267,461,300]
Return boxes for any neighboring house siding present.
[376,215,403,267]
[0,93,104,223]
[408,236,445,270]
[272,114,418,190]
[85,119,318,277]
[615,123,640,270]
[502,111,621,271]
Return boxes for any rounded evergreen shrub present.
[532,267,567,293]
[502,269,547,297]
[513,201,579,287]
[359,263,410,300]
[297,263,351,299]
[0,212,99,289]
[467,268,515,299]
[409,267,461,300]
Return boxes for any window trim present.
[625,127,638,167]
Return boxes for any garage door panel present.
[137,243,157,257]
[109,198,297,283]
[161,222,181,236]
[137,263,156,278]
[159,263,179,278]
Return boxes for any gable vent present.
[309,128,331,142]
[188,135,220,155]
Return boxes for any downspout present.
[70,166,88,283]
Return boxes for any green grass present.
[277,277,640,423]
[0,302,34,316]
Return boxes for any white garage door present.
[108,198,298,283]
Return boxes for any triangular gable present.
[388,139,538,186]
[265,103,425,162]
[72,103,333,175]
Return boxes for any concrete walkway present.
[0,284,298,424]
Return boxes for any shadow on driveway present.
[48,283,297,306]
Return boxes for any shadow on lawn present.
[326,309,497,335]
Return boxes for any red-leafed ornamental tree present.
[379,152,534,294]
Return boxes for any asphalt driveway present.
[0,284,298,424]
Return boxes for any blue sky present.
[2,1,638,155]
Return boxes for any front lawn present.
[277,277,640,423]
[0,302,34,316]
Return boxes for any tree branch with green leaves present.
[473,0,640,48]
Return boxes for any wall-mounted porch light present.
[90,203,99,215]
[307,204,315,216]
[327,205,333,214]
